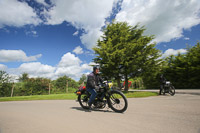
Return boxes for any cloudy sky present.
[0,0,200,80]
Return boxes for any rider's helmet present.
[93,65,100,72]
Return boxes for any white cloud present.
[116,0,200,43]
[18,62,56,79]
[184,37,190,40]
[58,52,82,67]
[81,63,92,71]
[73,46,83,54]
[73,31,79,36]
[4,52,93,80]
[0,0,41,28]
[25,30,38,37]
[0,64,7,71]
[35,0,49,7]
[55,52,92,80]
[161,48,187,58]
[0,50,42,62]
[45,0,116,49]
[80,28,103,49]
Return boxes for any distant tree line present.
[163,42,200,89]
[142,42,200,89]
[0,72,87,97]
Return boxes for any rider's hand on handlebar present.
[95,86,100,91]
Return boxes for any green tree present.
[0,71,10,83]
[93,21,162,91]
[15,76,51,96]
[78,74,87,85]
[165,54,188,88]
[164,42,200,89]
[186,42,200,88]
[54,75,78,92]
[18,73,29,82]
[0,71,12,97]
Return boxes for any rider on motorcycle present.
[86,66,103,108]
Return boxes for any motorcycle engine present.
[93,100,106,109]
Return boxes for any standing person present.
[86,66,103,108]
[159,74,166,95]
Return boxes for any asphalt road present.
[0,93,200,133]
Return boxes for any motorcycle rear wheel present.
[161,88,165,95]
[108,90,128,113]
[78,93,90,109]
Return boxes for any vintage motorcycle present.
[161,81,176,96]
[75,81,128,113]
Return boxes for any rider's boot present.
[88,102,92,110]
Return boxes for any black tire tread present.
[108,90,128,113]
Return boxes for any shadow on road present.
[71,107,118,113]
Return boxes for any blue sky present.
[0,0,200,81]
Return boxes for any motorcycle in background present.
[161,81,175,96]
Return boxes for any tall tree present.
[164,42,200,89]
[186,42,200,88]
[79,74,87,85]
[0,71,10,83]
[18,73,29,82]
[0,71,12,97]
[54,75,78,90]
[93,21,162,91]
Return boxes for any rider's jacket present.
[160,75,166,84]
[86,72,102,89]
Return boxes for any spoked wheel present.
[108,90,128,113]
[78,93,90,109]
[169,86,175,96]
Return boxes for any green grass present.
[0,93,76,102]
[0,91,158,102]
[123,91,158,98]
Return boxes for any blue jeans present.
[87,88,97,104]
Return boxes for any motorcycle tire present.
[161,88,165,95]
[169,86,175,96]
[78,93,90,109]
[108,90,128,113]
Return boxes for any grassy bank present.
[123,91,158,98]
[0,91,158,102]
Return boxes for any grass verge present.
[123,91,158,98]
[0,91,158,102]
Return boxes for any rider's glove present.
[95,86,100,91]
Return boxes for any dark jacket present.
[160,75,166,84]
[86,72,103,89]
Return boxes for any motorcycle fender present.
[75,90,86,95]
[109,90,123,94]
[107,90,123,98]
[76,91,81,95]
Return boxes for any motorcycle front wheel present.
[169,86,175,96]
[108,90,128,113]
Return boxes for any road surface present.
[0,93,200,133]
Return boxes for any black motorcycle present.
[75,81,128,113]
[161,81,175,96]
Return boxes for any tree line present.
[0,72,87,97]
[141,42,200,89]
[163,43,200,89]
